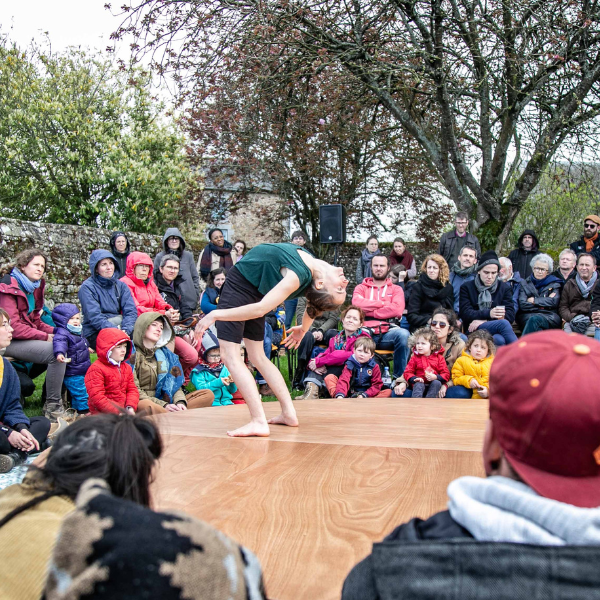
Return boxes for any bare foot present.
[227,420,271,437]
[267,413,299,427]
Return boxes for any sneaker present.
[43,402,66,423]
[297,382,319,401]
[0,454,15,474]
[63,409,79,423]
[49,417,69,440]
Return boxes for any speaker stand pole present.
[334,243,339,267]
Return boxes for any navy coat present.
[79,250,138,340]
[459,277,515,330]
[52,303,91,377]
[0,358,29,428]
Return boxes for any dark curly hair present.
[411,327,442,353]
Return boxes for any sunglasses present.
[584,224,597,229]
[431,320,448,328]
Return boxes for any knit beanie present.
[477,250,501,272]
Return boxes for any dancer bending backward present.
[196,243,348,437]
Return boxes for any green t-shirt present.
[236,243,313,300]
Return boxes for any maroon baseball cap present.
[489,330,600,508]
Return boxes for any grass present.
[23,350,304,416]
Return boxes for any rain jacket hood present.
[89,250,120,287]
[125,251,154,283]
[162,228,187,253]
[132,312,173,357]
[95,328,133,366]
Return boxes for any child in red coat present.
[403,327,450,398]
[85,328,139,414]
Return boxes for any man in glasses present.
[570,215,600,265]
[438,212,481,268]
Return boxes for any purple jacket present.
[52,303,91,377]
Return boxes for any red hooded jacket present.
[0,275,54,341]
[352,278,405,328]
[403,347,450,385]
[85,328,139,414]
[120,251,171,316]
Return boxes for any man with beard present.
[570,215,600,265]
[449,245,478,314]
[508,230,541,280]
[352,255,410,377]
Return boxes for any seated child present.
[85,328,139,414]
[191,343,238,406]
[403,327,450,398]
[52,303,92,416]
[451,329,495,399]
[333,337,392,398]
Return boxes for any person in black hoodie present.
[109,232,131,278]
[406,254,454,332]
[507,229,541,280]
[153,254,193,321]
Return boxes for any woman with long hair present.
[200,268,226,314]
[196,242,349,437]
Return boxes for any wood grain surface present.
[152,398,487,600]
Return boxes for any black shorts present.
[215,266,266,343]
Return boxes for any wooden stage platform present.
[152,397,488,600]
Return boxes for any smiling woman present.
[195,242,349,438]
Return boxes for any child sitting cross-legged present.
[451,329,495,399]
[333,337,392,398]
[403,327,450,398]
[191,341,238,406]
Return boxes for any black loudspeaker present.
[319,204,346,244]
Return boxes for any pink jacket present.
[0,275,54,341]
[120,252,171,315]
[314,330,371,368]
[352,278,405,327]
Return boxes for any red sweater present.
[352,278,405,327]
[403,348,450,385]
[86,328,139,414]
[120,251,171,316]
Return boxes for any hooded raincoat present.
[121,252,171,315]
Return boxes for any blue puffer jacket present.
[79,250,138,340]
[51,303,91,377]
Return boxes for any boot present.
[49,417,69,440]
[0,450,27,474]
[43,402,66,423]
[297,382,319,400]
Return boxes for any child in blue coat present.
[52,303,92,415]
[191,343,237,406]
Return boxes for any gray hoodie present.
[154,227,200,313]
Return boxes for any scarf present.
[452,262,478,277]
[418,272,444,298]
[195,346,225,378]
[333,328,364,351]
[11,267,41,294]
[576,270,598,298]
[66,324,82,335]
[474,275,499,309]
[531,273,560,293]
[389,249,414,269]
[360,248,381,279]
[154,347,185,404]
[585,232,599,252]
[200,241,234,279]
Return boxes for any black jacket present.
[459,277,515,329]
[154,271,193,320]
[516,275,563,329]
[570,235,600,264]
[342,510,600,600]
[552,268,576,284]
[508,230,541,280]
[438,230,481,265]
[406,274,455,332]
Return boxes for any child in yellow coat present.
[451,330,495,399]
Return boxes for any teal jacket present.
[190,364,237,406]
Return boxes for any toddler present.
[191,344,238,406]
[451,330,495,399]
[52,303,92,416]
[334,337,392,398]
[403,328,450,398]
[85,328,139,414]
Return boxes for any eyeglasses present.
[584,224,597,229]
[533,267,548,273]
[1,321,10,330]
[431,321,448,329]
[163,265,179,270]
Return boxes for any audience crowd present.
[0,214,599,599]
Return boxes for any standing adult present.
[570,214,600,262]
[0,307,51,473]
[284,230,312,330]
[154,228,200,313]
[0,249,66,421]
[389,238,416,279]
[459,250,518,346]
[438,212,481,267]
[559,252,598,336]
[200,268,226,315]
[516,254,563,336]
[352,254,410,377]
[356,236,381,284]
[406,254,455,332]
[197,228,238,282]
[448,245,478,314]
[233,240,247,263]
[507,229,541,279]
[109,231,130,277]
[552,248,577,283]
[79,250,138,351]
